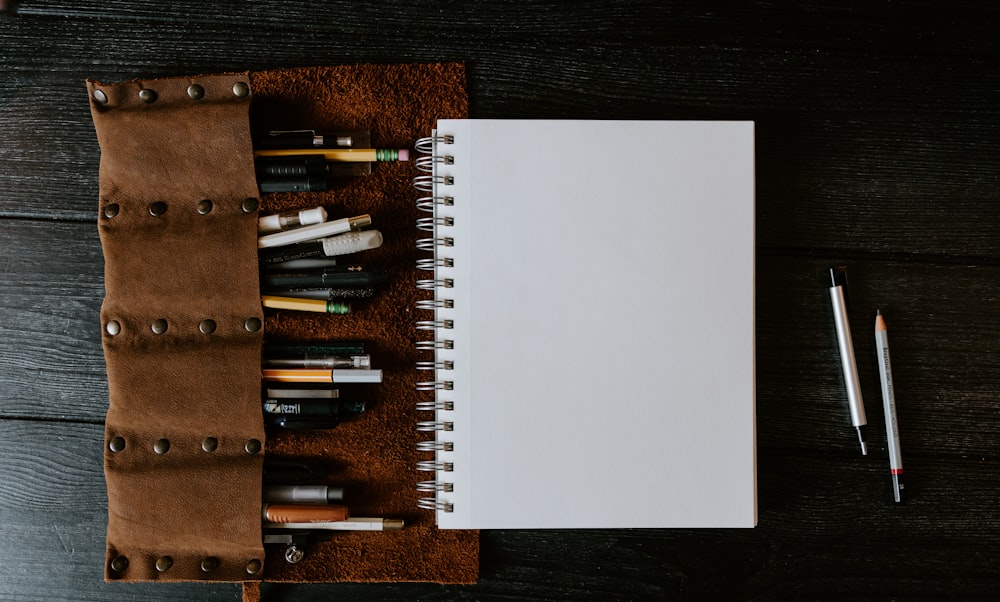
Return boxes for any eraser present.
[398,149,410,162]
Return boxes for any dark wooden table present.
[2,2,999,600]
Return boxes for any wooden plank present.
[12,1,1000,60]
[0,219,107,421]
[757,257,1000,455]
[2,14,998,234]
[3,217,999,457]
[3,419,999,601]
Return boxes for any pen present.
[262,368,383,384]
[263,485,345,504]
[266,388,342,399]
[256,158,372,180]
[263,399,366,416]
[254,148,409,162]
[828,266,868,455]
[263,503,349,523]
[256,155,328,176]
[259,207,328,234]
[258,214,371,249]
[263,258,341,270]
[264,518,405,531]
[262,288,377,301]
[258,230,384,265]
[263,342,366,357]
[876,310,904,503]
[264,355,371,369]
[263,458,327,485]
[255,130,369,149]
[259,176,329,193]
[261,266,387,291]
[262,295,351,314]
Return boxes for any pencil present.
[264,518,404,531]
[262,295,350,314]
[254,148,410,162]
[262,368,383,384]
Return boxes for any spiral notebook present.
[413,120,756,529]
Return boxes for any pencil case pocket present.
[88,65,478,593]
[89,72,267,583]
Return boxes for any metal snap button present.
[155,556,172,572]
[201,557,219,572]
[199,319,216,335]
[109,555,129,573]
[201,437,218,452]
[187,84,205,100]
[149,201,168,216]
[108,436,126,452]
[244,317,262,333]
[245,559,262,574]
[93,89,109,105]
[151,319,168,334]
[153,438,170,454]
[233,82,250,98]
[241,197,258,214]
[103,203,119,218]
[105,320,121,336]
[244,439,262,454]
[138,89,158,104]
[197,199,213,215]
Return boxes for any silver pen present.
[828,267,868,455]
[875,310,904,502]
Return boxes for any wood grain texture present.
[3,1,1000,600]
[4,419,1000,601]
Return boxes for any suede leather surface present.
[91,64,477,587]
[90,72,266,583]
[249,64,477,584]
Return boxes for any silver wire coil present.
[415,135,454,153]
[416,298,455,310]
[417,440,454,452]
[417,480,454,493]
[417,497,454,512]
[416,360,455,371]
[417,461,454,472]
[416,420,454,431]
[416,400,455,411]
[416,339,454,350]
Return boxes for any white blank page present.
[431,120,756,529]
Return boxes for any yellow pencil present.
[262,295,350,314]
[262,368,383,384]
[253,148,410,162]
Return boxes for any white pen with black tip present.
[875,309,904,503]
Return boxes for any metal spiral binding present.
[417,257,454,271]
[417,460,454,472]
[416,400,454,411]
[416,237,453,252]
[417,195,454,213]
[417,440,454,452]
[414,133,457,514]
[416,298,454,310]
[416,360,455,371]
[417,481,454,493]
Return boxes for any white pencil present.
[264,518,404,531]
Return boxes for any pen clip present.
[268,129,317,136]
